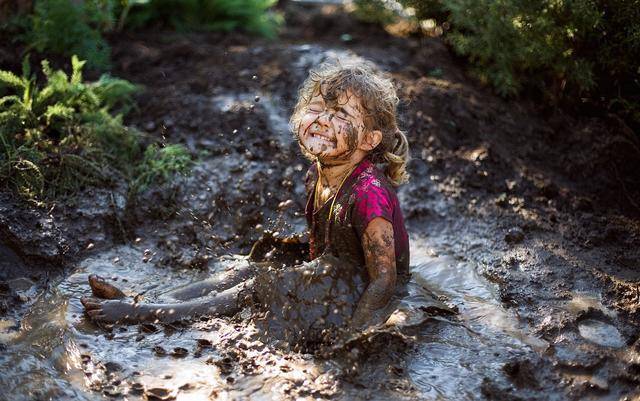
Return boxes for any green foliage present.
[0,56,192,201]
[439,0,603,97]
[354,0,640,124]
[352,0,400,25]
[130,144,193,195]
[121,0,282,38]
[25,0,113,70]
[9,0,281,70]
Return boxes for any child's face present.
[296,89,374,164]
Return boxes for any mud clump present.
[249,254,366,351]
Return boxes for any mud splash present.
[0,235,564,400]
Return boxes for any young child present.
[82,61,410,332]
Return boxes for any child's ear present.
[361,130,383,151]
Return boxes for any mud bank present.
[1,2,639,400]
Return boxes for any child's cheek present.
[337,122,358,152]
[296,119,311,140]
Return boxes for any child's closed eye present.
[335,110,349,121]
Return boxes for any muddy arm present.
[352,217,397,328]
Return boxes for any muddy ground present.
[1,2,639,400]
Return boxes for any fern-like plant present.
[0,55,192,201]
[25,0,113,70]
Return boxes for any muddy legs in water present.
[81,264,256,324]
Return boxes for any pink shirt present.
[305,158,410,280]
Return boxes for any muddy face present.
[296,90,364,164]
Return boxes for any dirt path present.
[1,2,639,400]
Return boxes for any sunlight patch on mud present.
[577,319,625,348]
[564,291,617,319]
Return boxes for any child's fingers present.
[87,309,105,319]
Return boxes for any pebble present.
[171,347,188,357]
[505,227,525,244]
[145,387,175,401]
[104,361,123,372]
[196,338,213,348]
[140,323,158,333]
[129,382,144,393]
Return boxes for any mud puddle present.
[0,234,570,400]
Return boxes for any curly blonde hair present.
[290,61,410,186]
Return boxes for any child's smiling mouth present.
[305,122,337,150]
[310,131,336,145]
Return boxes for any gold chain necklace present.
[314,161,357,222]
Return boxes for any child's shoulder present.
[352,160,396,196]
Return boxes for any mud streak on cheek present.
[345,122,358,153]
[295,121,304,139]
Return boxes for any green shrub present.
[354,0,639,126]
[8,0,281,71]
[0,55,192,201]
[25,0,113,70]
[120,0,282,38]
[440,0,603,97]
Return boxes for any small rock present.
[140,323,158,333]
[145,387,175,401]
[104,361,123,372]
[196,338,213,348]
[505,228,525,244]
[171,347,188,358]
[179,382,195,391]
[129,382,144,393]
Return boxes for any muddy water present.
[0,235,561,400]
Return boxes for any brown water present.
[0,235,568,401]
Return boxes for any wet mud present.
[1,1,639,400]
